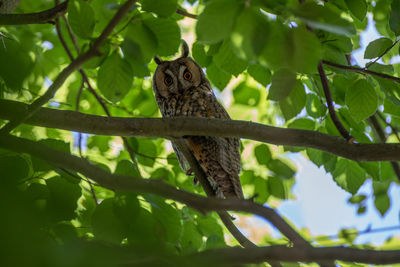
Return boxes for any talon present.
[193,176,199,186]
[186,169,194,176]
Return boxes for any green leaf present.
[192,42,212,67]
[268,159,296,179]
[0,155,31,184]
[287,118,315,130]
[247,64,271,87]
[367,63,394,73]
[196,0,242,44]
[127,207,160,248]
[268,176,286,199]
[345,79,378,121]
[181,221,203,251]
[279,80,306,120]
[32,139,70,172]
[136,138,158,167]
[332,159,366,194]
[364,38,393,59]
[345,0,367,21]
[115,160,141,178]
[113,193,141,230]
[268,69,297,101]
[148,197,182,245]
[97,53,133,103]
[390,0,400,36]
[0,39,34,90]
[348,194,367,204]
[141,0,178,17]
[253,177,269,203]
[197,215,223,237]
[254,144,272,165]
[46,176,82,221]
[306,148,337,169]
[384,97,400,117]
[233,82,260,106]
[261,25,321,73]
[206,62,231,90]
[306,94,327,118]
[359,162,381,181]
[213,39,247,76]
[125,19,158,63]
[294,3,356,36]
[92,198,125,243]
[373,181,390,216]
[144,16,181,56]
[290,27,322,73]
[233,7,270,60]
[68,0,95,39]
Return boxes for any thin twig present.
[0,1,68,25]
[365,40,399,69]
[61,15,80,53]
[0,0,137,134]
[312,225,400,242]
[176,8,198,19]
[322,60,400,83]
[318,62,354,143]
[61,167,99,205]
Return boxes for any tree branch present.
[322,60,400,83]
[0,0,137,134]
[0,133,306,247]
[176,8,198,19]
[1,99,400,162]
[188,245,400,265]
[318,62,354,142]
[0,133,399,265]
[0,1,68,25]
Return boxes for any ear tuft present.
[181,40,189,58]
[154,56,163,65]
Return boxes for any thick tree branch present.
[1,99,400,162]
[189,245,400,265]
[0,0,137,134]
[318,62,353,142]
[0,134,306,247]
[0,1,68,25]
[322,60,400,83]
[0,133,399,265]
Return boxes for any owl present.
[152,41,243,199]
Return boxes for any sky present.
[258,16,400,245]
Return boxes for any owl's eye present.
[183,71,192,80]
[164,76,173,86]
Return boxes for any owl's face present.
[153,49,209,99]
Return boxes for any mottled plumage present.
[152,42,243,198]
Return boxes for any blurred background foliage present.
[1,0,400,266]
